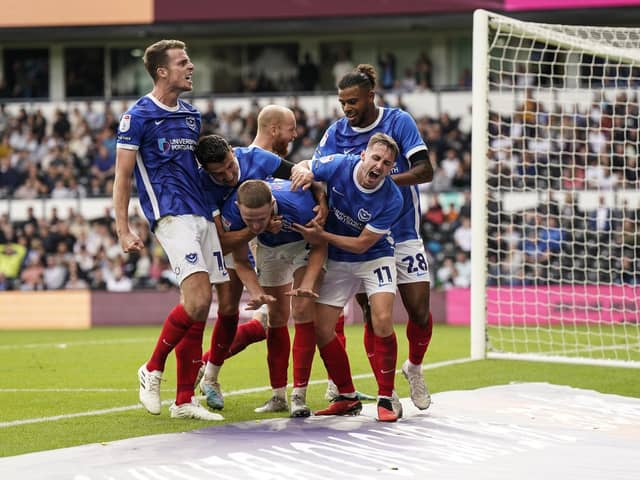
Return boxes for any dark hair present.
[143,39,186,82]
[195,134,232,166]
[338,63,377,90]
[237,180,272,209]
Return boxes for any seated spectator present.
[65,262,88,289]
[42,254,67,290]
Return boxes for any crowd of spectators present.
[485,89,640,286]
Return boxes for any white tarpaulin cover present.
[1,382,639,479]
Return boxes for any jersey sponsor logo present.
[154,119,165,125]
[319,155,335,164]
[185,252,199,264]
[343,147,355,154]
[186,116,197,131]
[331,186,344,196]
[334,208,363,231]
[119,114,131,132]
[158,138,171,153]
[357,208,372,222]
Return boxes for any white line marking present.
[0,357,476,428]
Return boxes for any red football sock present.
[292,322,316,388]
[363,322,378,383]
[407,313,433,366]
[226,319,267,359]
[175,320,205,405]
[326,313,347,383]
[267,325,290,389]
[202,349,211,364]
[147,304,193,373]
[335,313,346,347]
[319,336,355,394]
[210,312,239,366]
[374,332,397,397]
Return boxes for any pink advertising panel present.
[445,285,640,325]
[505,0,640,11]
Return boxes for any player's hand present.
[267,215,283,234]
[119,231,144,253]
[290,163,313,191]
[285,287,319,298]
[291,220,323,243]
[312,202,328,227]
[245,294,277,310]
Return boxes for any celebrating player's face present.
[162,48,194,92]
[338,85,375,128]
[203,150,240,186]
[238,203,273,235]
[357,142,396,189]
[272,114,297,157]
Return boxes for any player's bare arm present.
[231,243,276,309]
[390,152,433,187]
[113,147,144,253]
[309,181,329,226]
[292,220,383,255]
[213,215,255,255]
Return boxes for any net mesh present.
[483,14,640,365]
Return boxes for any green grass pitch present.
[1,323,638,457]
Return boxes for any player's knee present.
[408,306,430,327]
[184,292,212,322]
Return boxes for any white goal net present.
[471,10,640,367]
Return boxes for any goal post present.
[471,10,640,367]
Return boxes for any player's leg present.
[314,262,362,416]
[396,240,433,410]
[198,270,243,410]
[139,215,227,420]
[253,282,292,413]
[359,256,400,422]
[288,260,322,418]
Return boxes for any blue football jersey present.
[116,94,205,230]
[200,145,283,219]
[310,153,403,262]
[220,178,316,247]
[313,107,427,243]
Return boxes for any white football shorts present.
[255,240,311,287]
[154,215,228,285]
[318,256,397,308]
[395,239,431,285]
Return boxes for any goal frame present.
[470,9,640,368]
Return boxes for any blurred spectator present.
[105,263,133,292]
[0,242,27,288]
[414,52,433,89]
[453,216,472,253]
[42,254,67,290]
[298,53,320,91]
[378,51,397,90]
[332,50,353,88]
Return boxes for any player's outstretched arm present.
[292,221,383,255]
